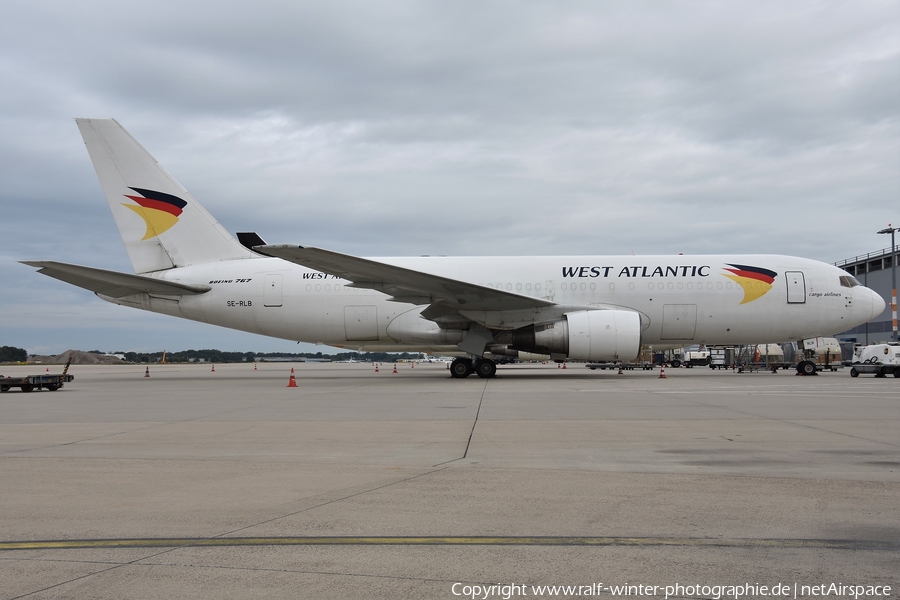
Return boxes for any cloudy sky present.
[1,0,897,355]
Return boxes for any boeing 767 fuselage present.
[24,119,884,378]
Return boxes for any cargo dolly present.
[0,361,73,392]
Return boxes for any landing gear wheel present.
[797,360,816,376]
[450,358,473,379]
[475,359,497,379]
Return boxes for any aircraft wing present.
[21,261,211,298]
[255,244,554,312]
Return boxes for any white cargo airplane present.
[24,119,885,378]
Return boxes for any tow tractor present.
[849,344,900,378]
[0,361,74,392]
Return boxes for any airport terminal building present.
[834,246,898,344]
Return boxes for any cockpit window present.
[839,275,860,288]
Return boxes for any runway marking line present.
[1,536,895,551]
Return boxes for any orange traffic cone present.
[211,364,216,372]
[618,365,624,375]
[254,363,257,371]
[411,362,414,369]
[557,363,561,369]
[287,368,298,388]
[393,364,398,374]
[375,363,380,373]
[144,366,150,378]
[446,362,450,370]
[45,367,49,373]
[562,363,567,370]
[659,366,667,379]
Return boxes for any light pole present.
[877,225,898,342]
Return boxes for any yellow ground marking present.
[1,536,891,551]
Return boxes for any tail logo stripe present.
[121,187,187,240]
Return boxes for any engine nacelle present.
[511,310,641,361]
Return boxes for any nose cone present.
[866,286,886,320]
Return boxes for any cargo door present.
[786,271,806,304]
[661,304,697,340]
[344,305,378,341]
[264,274,283,307]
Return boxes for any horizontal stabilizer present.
[254,244,553,312]
[237,232,267,252]
[21,261,211,298]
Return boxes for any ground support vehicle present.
[708,348,729,369]
[0,362,73,392]
[680,350,710,367]
[850,363,899,378]
[849,344,900,378]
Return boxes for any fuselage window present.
[306,284,312,291]
[526,283,532,290]
[516,283,522,291]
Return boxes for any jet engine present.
[510,310,641,361]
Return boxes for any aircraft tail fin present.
[76,118,253,274]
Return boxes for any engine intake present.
[511,310,641,361]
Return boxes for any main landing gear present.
[450,358,497,379]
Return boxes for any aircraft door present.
[264,274,283,307]
[661,304,697,340]
[344,305,379,341]
[786,271,806,304]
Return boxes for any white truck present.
[849,344,900,378]
[682,349,710,367]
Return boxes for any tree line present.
[2,346,425,364]
[0,346,27,362]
